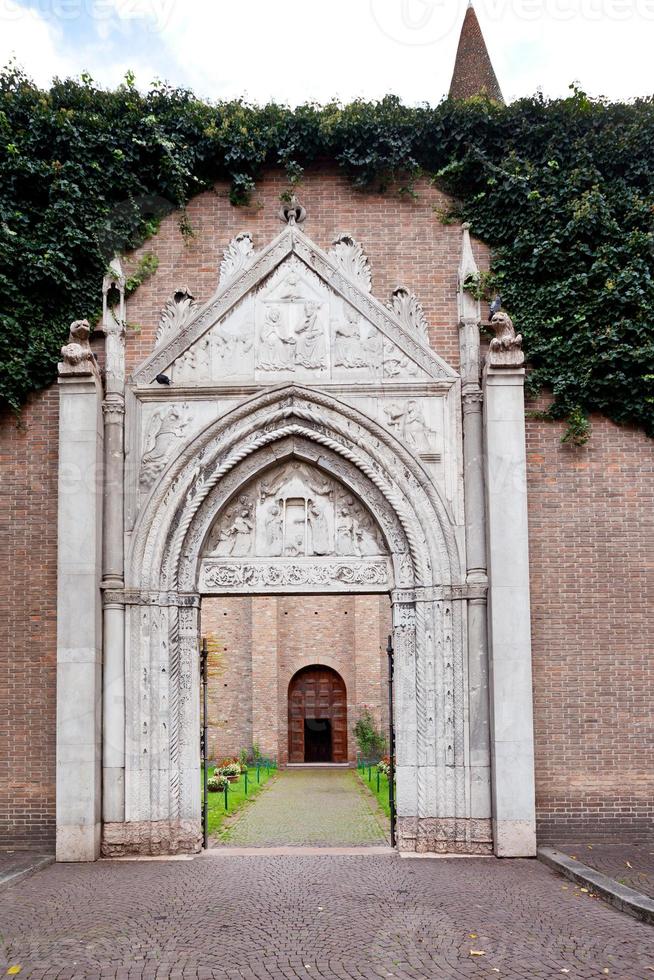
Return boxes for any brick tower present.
[449,1,504,102]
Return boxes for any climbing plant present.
[1,66,653,439]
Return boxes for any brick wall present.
[1,167,651,847]
[202,594,391,765]
[0,390,58,849]
[526,401,654,842]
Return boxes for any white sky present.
[1,0,653,103]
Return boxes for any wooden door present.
[288,666,347,763]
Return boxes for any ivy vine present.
[1,67,653,439]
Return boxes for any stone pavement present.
[215,768,388,847]
[0,851,53,891]
[554,842,654,900]
[1,853,654,979]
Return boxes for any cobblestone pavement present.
[1,853,654,979]
[555,842,654,899]
[216,768,388,847]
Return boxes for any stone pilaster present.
[458,223,492,825]
[101,259,127,825]
[56,338,104,861]
[483,360,537,857]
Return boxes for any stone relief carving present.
[219,232,255,286]
[201,558,390,591]
[255,262,328,374]
[156,288,198,348]
[172,336,210,384]
[487,310,524,368]
[383,340,420,378]
[388,287,429,345]
[212,316,254,376]
[328,234,372,292]
[383,400,437,454]
[140,405,190,490]
[333,304,382,371]
[59,320,98,377]
[203,461,387,561]
[206,495,254,556]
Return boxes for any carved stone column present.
[101,260,127,824]
[483,328,537,857]
[56,323,104,861]
[104,592,202,856]
[391,592,417,849]
[457,223,492,828]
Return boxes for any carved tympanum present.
[203,461,387,561]
[487,310,524,368]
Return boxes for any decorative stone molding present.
[328,234,372,293]
[219,232,255,286]
[388,287,429,345]
[101,818,201,857]
[156,288,198,348]
[102,589,200,608]
[487,310,524,368]
[58,320,99,378]
[199,557,391,593]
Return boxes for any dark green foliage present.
[1,68,652,438]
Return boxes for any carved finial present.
[388,287,429,345]
[59,320,98,378]
[155,287,198,347]
[219,232,255,286]
[458,221,481,331]
[279,195,306,226]
[329,234,372,293]
[102,255,126,336]
[487,310,524,368]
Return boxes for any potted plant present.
[219,758,242,783]
[207,772,229,792]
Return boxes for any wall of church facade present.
[526,404,654,843]
[0,167,651,848]
[201,594,391,766]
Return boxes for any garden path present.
[214,767,388,847]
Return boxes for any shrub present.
[354,707,387,762]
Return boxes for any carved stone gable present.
[131,226,458,386]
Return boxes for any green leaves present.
[0,66,653,437]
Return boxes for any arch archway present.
[288,665,347,764]
[109,385,480,855]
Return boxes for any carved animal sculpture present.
[489,310,522,352]
[60,319,95,372]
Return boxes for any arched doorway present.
[288,666,347,764]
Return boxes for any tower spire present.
[449,2,504,103]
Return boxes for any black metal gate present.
[200,636,209,849]
[386,634,397,848]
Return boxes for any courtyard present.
[1,847,653,979]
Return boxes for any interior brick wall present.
[201,594,391,766]
[1,168,651,847]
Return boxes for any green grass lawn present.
[356,764,392,819]
[202,765,275,837]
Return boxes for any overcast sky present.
[1,0,653,104]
